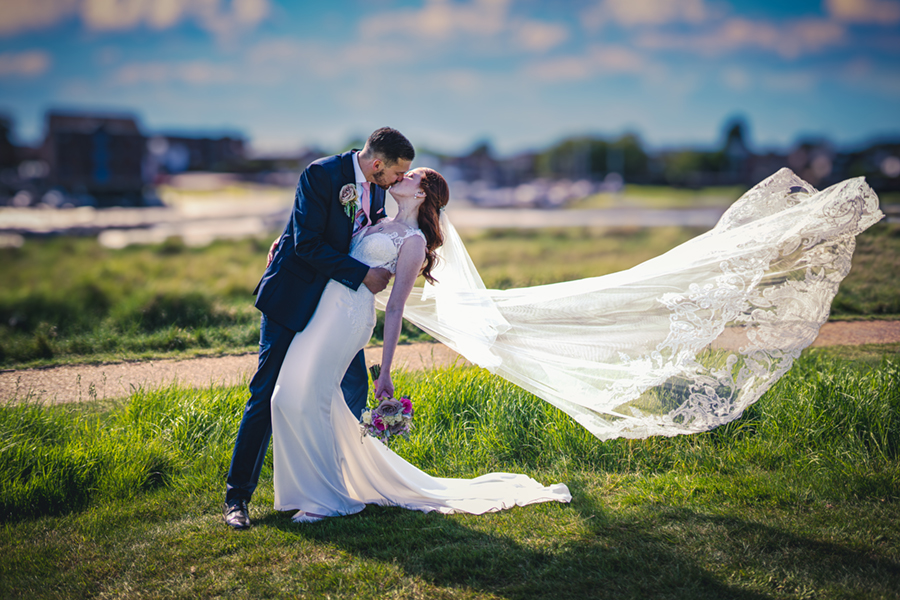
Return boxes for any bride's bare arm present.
[374,235,427,399]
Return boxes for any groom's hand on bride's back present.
[264,239,390,292]
[363,268,392,294]
[266,238,278,267]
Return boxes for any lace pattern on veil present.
[375,169,883,440]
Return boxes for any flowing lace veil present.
[376,169,883,440]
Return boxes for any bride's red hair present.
[416,168,449,284]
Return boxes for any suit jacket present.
[254,150,388,332]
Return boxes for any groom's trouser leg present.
[341,349,368,419]
[225,314,294,504]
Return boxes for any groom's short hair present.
[365,127,415,166]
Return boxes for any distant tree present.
[721,116,751,175]
[722,118,749,151]
[467,140,493,158]
[536,133,647,180]
[662,149,727,184]
[535,136,595,178]
[610,133,648,179]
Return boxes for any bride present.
[270,167,572,523]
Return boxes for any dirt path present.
[0,343,469,404]
[2,321,898,404]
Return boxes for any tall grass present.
[2,350,897,523]
[1,349,898,599]
[0,385,248,521]
[396,352,900,502]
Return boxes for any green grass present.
[461,226,704,289]
[570,184,748,209]
[831,223,900,316]
[1,346,899,598]
[0,235,267,367]
[2,222,899,368]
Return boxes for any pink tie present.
[353,183,369,235]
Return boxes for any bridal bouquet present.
[360,365,414,443]
[359,396,414,443]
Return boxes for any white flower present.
[339,183,359,218]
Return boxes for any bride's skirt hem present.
[274,481,572,518]
[275,495,572,519]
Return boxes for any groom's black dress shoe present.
[223,500,251,530]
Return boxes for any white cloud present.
[0,50,52,77]
[635,17,846,59]
[721,67,750,91]
[0,0,78,35]
[82,0,182,30]
[360,0,568,53]
[83,0,269,35]
[0,0,269,36]
[246,37,415,83]
[525,45,649,82]
[431,68,486,95]
[583,0,711,29]
[514,21,569,52]
[113,60,237,85]
[826,0,900,24]
[361,0,509,40]
[837,57,900,94]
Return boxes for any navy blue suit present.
[225,151,387,505]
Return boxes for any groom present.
[223,127,415,529]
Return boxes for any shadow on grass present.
[250,479,900,600]
[253,488,770,599]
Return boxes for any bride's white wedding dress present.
[271,225,572,520]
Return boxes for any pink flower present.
[372,414,386,432]
[399,396,413,415]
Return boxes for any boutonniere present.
[339,183,359,218]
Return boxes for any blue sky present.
[1,0,899,156]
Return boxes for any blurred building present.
[0,108,897,209]
[41,111,146,206]
[0,110,248,207]
[0,115,16,169]
[147,134,245,175]
[0,115,17,205]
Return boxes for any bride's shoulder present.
[398,227,426,251]
[402,226,426,242]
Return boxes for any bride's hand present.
[374,371,394,400]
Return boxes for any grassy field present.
[1,344,898,599]
[570,184,747,209]
[3,187,898,598]
[2,221,899,369]
[570,186,900,210]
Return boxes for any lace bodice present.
[350,225,425,274]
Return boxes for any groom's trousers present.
[225,314,368,504]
